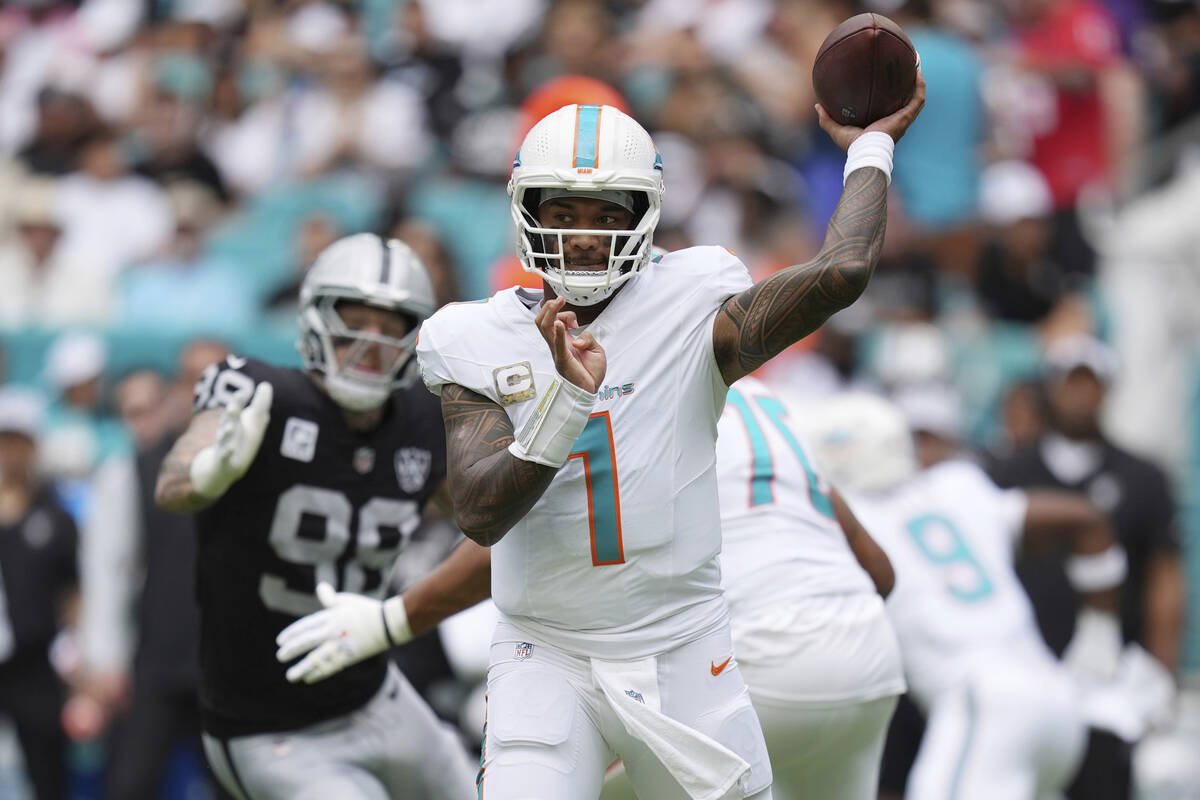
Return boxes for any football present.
[812,13,918,127]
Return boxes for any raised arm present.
[440,383,559,546]
[155,381,273,513]
[712,73,926,385]
[154,408,225,512]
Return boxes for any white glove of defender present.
[190,382,273,499]
[275,582,412,685]
[1063,607,1124,682]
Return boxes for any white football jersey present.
[716,376,875,614]
[844,461,1056,706]
[417,246,751,659]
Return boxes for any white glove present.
[1063,607,1124,682]
[190,382,273,499]
[275,582,413,685]
[1078,645,1177,741]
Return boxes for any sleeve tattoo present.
[154,408,222,513]
[714,167,889,384]
[440,384,558,546]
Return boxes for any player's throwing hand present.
[189,381,273,499]
[536,295,606,393]
[818,68,927,152]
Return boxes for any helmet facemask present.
[301,295,420,412]
[512,187,659,306]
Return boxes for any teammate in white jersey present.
[419,94,927,800]
[716,377,905,800]
[272,84,925,799]
[807,394,1127,800]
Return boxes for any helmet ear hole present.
[631,193,649,226]
[522,190,541,223]
[301,331,323,368]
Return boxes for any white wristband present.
[1066,545,1128,593]
[508,377,596,468]
[381,596,414,647]
[843,131,895,186]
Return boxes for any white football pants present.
[479,619,773,800]
[907,659,1087,800]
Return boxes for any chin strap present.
[325,373,390,412]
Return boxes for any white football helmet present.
[298,233,436,412]
[509,104,664,306]
[805,392,918,495]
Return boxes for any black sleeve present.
[1139,463,1182,555]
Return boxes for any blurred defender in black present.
[989,335,1185,800]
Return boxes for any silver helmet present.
[298,233,436,411]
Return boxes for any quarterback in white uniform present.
[807,394,1128,800]
[272,82,925,799]
[417,91,923,800]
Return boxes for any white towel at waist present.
[590,656,750,800]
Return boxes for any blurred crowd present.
[0,0,1199,797]
[0,0,1197,450]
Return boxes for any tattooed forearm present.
[155,409,222,513]
[714,167,889,384]
[440,384,558,546]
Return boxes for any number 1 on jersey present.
[569,412,625,566]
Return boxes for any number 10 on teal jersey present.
[726,388,835,519]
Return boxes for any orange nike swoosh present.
[711,656,732,676]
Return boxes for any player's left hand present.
[275,582,413,684]
[190,381,273,499]
[535,295,606,393]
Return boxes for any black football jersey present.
[191,357,446,737]
[0,488,78,670]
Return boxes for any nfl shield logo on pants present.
[394,448,432,493]
[514,642,534,661]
